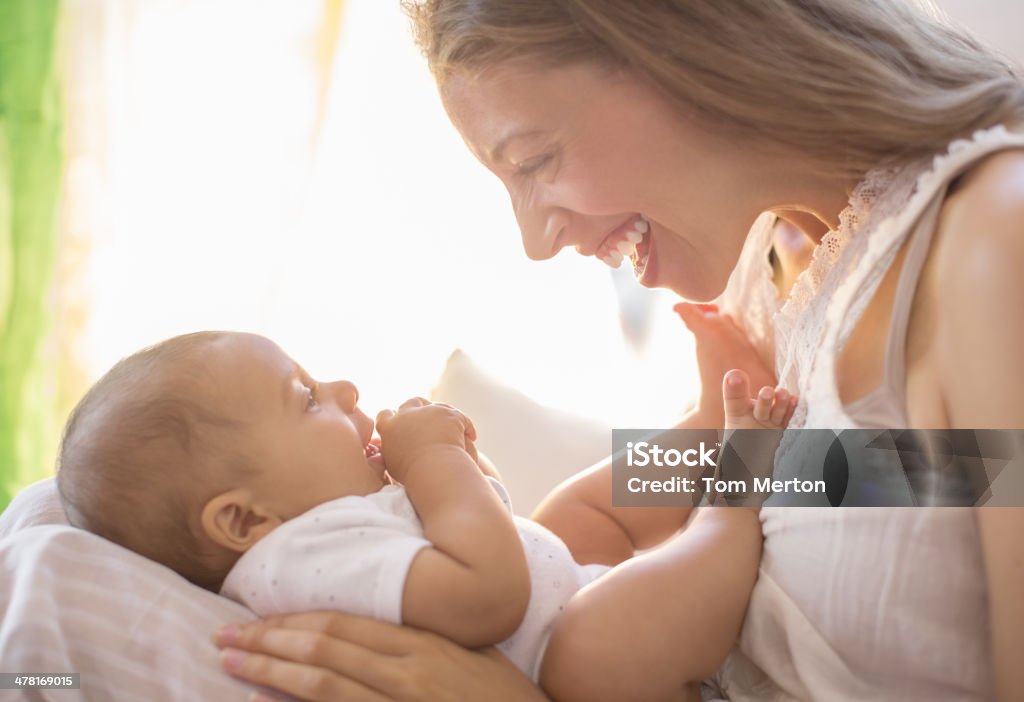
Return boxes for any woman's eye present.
[515,154,551,176]
[305,385,319,410]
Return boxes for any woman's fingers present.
[216,613,546,702]
[220,645,391,702]
[223,611,425,656]
[675,304,752,354]
[673,301,718,328]
[217,619,416,701]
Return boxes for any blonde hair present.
[403,0,1024,178]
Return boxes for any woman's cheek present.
[545,169,630,215]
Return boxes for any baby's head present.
[57,331,387,590]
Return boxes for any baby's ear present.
[200,489,280,553]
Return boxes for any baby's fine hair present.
[56,331,244,590]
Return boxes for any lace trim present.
[774,124,1024,435]
[772,164,909,428]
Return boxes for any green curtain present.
[0,0,63,511]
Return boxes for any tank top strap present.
[879,189,945,401]
[842,189,944,427]
[807,124,1024,429]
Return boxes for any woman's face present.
[440,60,770,301]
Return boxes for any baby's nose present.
[327,380,359,412]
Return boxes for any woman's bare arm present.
[977,509,1024,701]
[933,150,1024,701]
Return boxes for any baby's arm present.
[532,434,697,566]
[539,371,792,702]
[463,435,503,481]
[540,507,762,702]
[378,400,530,648]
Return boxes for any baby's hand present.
[711,369,797,507]
[375,397,477,483]
[675,303,776,424]
[722,369,797,431]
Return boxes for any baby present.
[56,331,792,701]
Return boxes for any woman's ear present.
[200,489,281,553]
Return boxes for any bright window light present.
[69,0,699,429]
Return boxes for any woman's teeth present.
[604,250,624,268]
[601,215,649,270]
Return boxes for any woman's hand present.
[674,302,776,425]
[215,612,548,702]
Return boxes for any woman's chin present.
[637,249,723,301]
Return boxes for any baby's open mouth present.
[365,441,387,481]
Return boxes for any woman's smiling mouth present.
[595,215,650,274]
[631,221,652,279]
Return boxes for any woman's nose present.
[325,380,359,413]
[513,194,568,261]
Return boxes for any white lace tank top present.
[711,125,1024,701]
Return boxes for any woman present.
[215,1,1024,699]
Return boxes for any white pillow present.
[0,479,261,701]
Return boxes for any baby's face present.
[210,334,388,520]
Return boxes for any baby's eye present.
[305,385,319,411]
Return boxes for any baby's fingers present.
[782,394,799,426]
[769,389,793,427]
[430,401,478,441]
[723,369,751,421]
[752,386,774,424]
[375,409,396,430]
[398,396,430,411]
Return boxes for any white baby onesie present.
[221,479,609,680]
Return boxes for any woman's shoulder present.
[944,144,1024,226]
[934,146,1024,290]
[924,145,1024,427]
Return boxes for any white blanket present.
[0,478,260,701]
